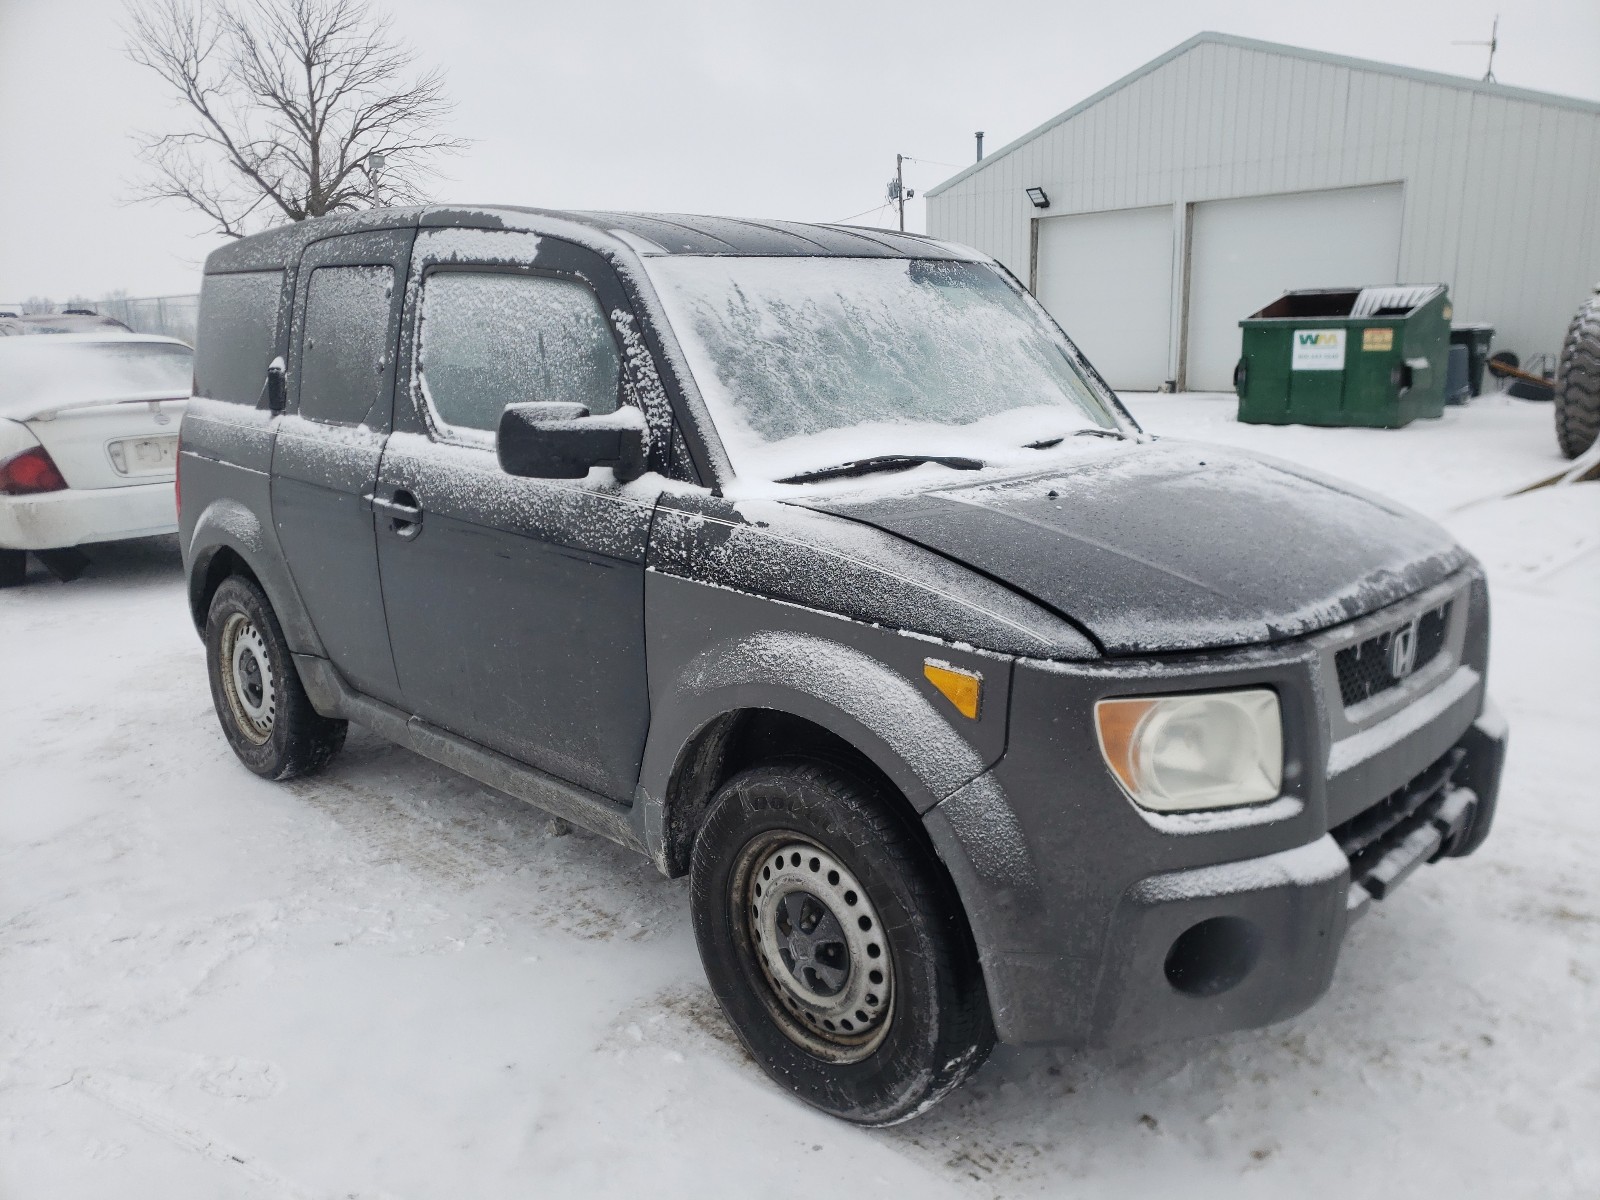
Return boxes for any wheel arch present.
[185,497,323,656]
[639,631,992,878]
[655,706,915,878]
[189,543,260,632]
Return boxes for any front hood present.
[792,441,1469,655]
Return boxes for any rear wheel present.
[1555,295,1600,460]
[0,549,26,588]
[690,761,994,1125]
[205,575,346,779]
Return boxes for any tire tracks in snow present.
[73,1070,312,1198]
[281,731,684,947]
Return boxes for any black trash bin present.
[1445,344,1471,405]
[1450,324,1494,397]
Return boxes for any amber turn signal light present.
[923,660,982,720]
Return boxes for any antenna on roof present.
[1453,13,1499,83]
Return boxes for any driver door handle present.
[372,490,424,538]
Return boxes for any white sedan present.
[0,333,192,586]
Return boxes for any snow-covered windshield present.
[645,255,1120,482]
[0,339,193,415]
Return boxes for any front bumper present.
[1097,711,1501,1049]
[923,566,1506,1048]
[0,480,177,550]
[929,705,1506,1047]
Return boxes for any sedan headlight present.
[1094,689,1282,812]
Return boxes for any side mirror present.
[497,402,647,483]
[258,356,287,415]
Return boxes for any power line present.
[837,152,953,227]
[832,201,894,224]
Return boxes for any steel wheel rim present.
[738,833,894,1062]
[221,611,275,744]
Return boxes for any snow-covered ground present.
[3,392,1597,1198]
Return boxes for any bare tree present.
[22,297,56,315]
[126,0,466,238]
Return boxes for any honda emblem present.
[1388,620,1419,679]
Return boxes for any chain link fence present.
[0,295,201,344]
[92,294,200,345]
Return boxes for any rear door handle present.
[371,490,424,538]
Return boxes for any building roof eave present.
[924,30,1600,199]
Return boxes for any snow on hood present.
[791,440,1471,655]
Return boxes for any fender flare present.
[641,630,984,810]
[185,497,324,657]
[637,630,1034,875]
[637,630,1044,1017]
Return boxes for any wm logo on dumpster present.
[1291,328,1346,371]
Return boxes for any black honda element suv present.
[179,206,1507,1124]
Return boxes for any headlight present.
[1094,689,1282,812]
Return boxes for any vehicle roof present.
[204,206,979,274]
[0,331,192,350]
[524,209,965,258]
[0,313,134,336]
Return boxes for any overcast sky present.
[2,0,1597,304]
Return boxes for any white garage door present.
[1185,184,1404,391]
[1035,206,1173,392]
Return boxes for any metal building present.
[925,32,1600,392]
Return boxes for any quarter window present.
[195,270,283,404]
[299,264,395,425]
[417,271,621,436]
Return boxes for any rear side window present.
[417,272,620,436]
[298,265,395,426]
[195,270,283,404]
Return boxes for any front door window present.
[416,271,622,442]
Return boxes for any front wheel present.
[205,575,346,780]
[690,761,994,1125]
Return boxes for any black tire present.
[1555,294,1600,460]
[205,575,346,780]
[690,760,994,1125]
[0,549,26,588]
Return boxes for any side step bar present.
[292,653,644,855]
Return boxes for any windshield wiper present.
[1025,428,1131,449]
[777,454,985,485]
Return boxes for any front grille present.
[1335,601,1451,707]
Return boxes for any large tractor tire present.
[1554,292,1600,460]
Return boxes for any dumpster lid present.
[1350,284,1446,318]
[1246,284,1448,321]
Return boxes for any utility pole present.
[366,151,387,206]
[886,154,915,232]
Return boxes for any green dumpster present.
[1234,285,1452,428]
